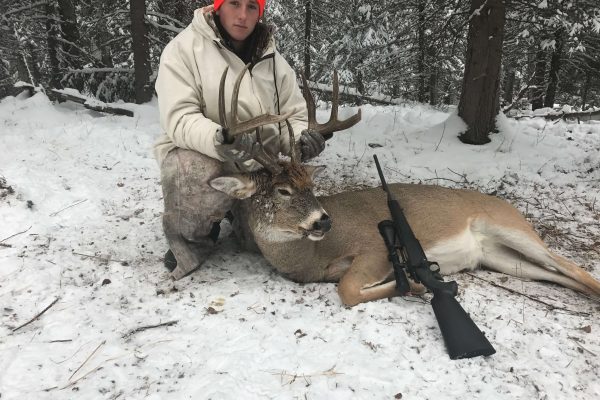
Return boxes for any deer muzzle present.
[303,212,331,241]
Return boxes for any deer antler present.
[219,65,288,175]
[219,64,293,137]
[300,70,362,137]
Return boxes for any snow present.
[1,92,599,399]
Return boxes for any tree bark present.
[531,49,546,110]
[428,44,438,105]
[502,67,515,105]
[417,0,426,103]
[304,0,312,78]
[458,0,505,145]
[130,0,153,103]
[544,28,564,108]
[581,71,591,110]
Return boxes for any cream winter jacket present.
[154,6,308,170]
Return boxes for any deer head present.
[209,66,361,243]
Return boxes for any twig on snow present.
[68,340,106,381]
[62,354,122,390]
[569,337,597,356]
[270,365,343,386]
[0,225,32,244]
[49,199,88,217]
[465,273,591,317]
[121,320,178,339]
[72,251,128,264]
[12,297,60,332]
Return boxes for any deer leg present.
[480,226,600,296]
[337,253,425,306]
[480,242,598,297]
[160,149,234,280]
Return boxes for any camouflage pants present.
[160,148,234,280]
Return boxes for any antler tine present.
[228,63,293,137]
[330,70,339,122]
[300,72,317,131]
[250,148,283,175]
[300,69,362,139]
[218,67,229,128]
[317,69,361,135]
[230,63,250,131]
[286,120,298,164]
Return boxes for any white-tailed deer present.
[209,68,600,306]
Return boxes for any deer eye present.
[277,188,292,196]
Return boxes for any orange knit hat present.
[214,0,265,16]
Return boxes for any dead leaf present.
[580,325,591,333]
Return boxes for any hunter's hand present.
[215,128,258,163]
[299,129,326,161]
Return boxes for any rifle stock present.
[431,290,496,359]
[373,155,496,359]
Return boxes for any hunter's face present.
[218,0,260,43]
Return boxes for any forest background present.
[1,0,600,144]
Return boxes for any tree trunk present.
[26,43,41,85]
[46,2,62,88]
[304,0,312,78]
[428,44,438,105]
[581,72,591,110]
[354,70,365,104]
[458,0,505,145]
[428,68,438,105]
[57,0,82,69]
[543,28,564,108]
[130,0,153,103]
[417,0,426,102]
[156,0,199,25]
[531,49,546,110]
[502,67,515,105]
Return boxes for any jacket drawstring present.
[272,55,282,137]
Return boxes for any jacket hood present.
[192,5,275,61]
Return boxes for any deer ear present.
[305,165,326,180]
[209,175,257,199]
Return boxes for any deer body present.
[213,168,600,306]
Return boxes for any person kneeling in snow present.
[154,0,325,279]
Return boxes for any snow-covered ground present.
[1,92,599,399]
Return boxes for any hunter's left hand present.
[299,129,326,161]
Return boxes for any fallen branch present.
[50,88,134,117]
[12,297,60,332]
[508,109,600,122]
[14,83,134,117]
[465,273,591,317]
[301,79,403,106]
[122,320,178,339]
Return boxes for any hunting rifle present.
[373,154,496,360]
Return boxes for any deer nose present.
[312,214,331,232]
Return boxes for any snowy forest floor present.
[1,92,599,399]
